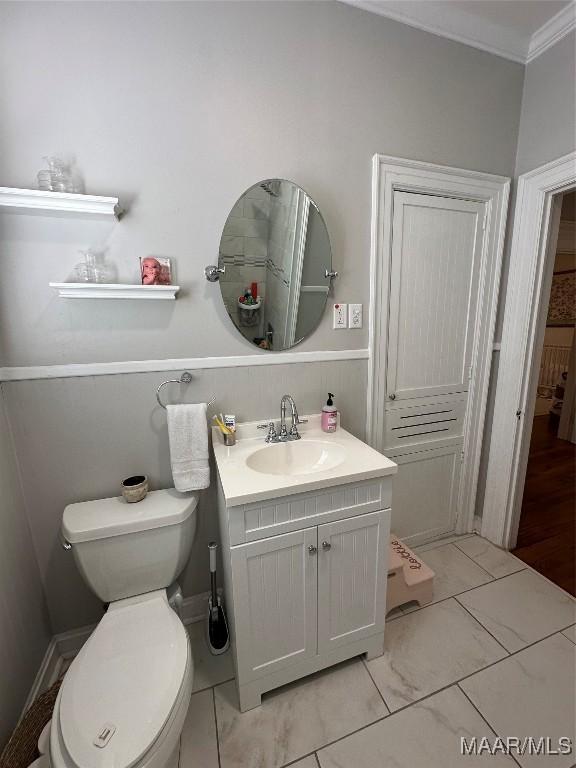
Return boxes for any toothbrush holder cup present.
[222,432,236,447]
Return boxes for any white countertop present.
[212,415,397,507]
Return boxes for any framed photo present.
[140,256,172,286]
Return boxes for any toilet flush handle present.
[61,537,72,551]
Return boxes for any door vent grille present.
[384,397,466,450]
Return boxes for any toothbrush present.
[212,415,232,434]
[212,415,229,432]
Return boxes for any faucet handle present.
[257,421,277,441]
[288,424,301,439]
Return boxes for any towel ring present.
[156,372,216,410]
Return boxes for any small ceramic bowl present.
[121,475,148,503]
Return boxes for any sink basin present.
[246,439,346,477]
[212,414,397,506]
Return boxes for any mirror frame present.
[217,178,334,351]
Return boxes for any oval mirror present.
[218,179,333,351]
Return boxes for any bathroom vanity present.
[213,415,397,711]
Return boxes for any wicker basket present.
[0,679,61,768]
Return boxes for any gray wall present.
[0,1,524,633]
[0,388,51,748]
[515,31,576,176]
[475,30,576,520]
[0,1,523,366]
[494,31,576,339]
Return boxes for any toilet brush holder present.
[121,475,148,503]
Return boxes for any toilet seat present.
[50,591,192,768]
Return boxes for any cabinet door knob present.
[389,393,396,400]
[308,545,317,554]
[321,541,331,551]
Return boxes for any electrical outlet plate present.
[333,303,347,329]
[348,303,363,329]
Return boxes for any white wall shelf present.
[0,187,123,218]
[49,283,180,300]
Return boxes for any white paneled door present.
[387,192,485,402]
[388,446,463,542]
[230,527,318,682]
[317,510,388,652]
[384,191,486,543]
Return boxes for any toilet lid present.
[59,593,188,768]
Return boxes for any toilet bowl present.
[52,490,198,768]
[50,591,192,768]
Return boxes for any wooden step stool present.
[386,535,435,613]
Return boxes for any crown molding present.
[526,2,576,63]
[341,0,576,65]
[342,0,526,62]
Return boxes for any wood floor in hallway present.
[513,414,576,596]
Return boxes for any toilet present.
[50,488,198,768]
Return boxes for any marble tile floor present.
[63,533,576,768]
[176,533,575,767]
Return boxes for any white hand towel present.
[167,403,210,492]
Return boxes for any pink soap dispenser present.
[321,393,338,433]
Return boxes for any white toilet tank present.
[62,489,198,603]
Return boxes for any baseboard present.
[400,528,460,548]
[19,638,60,721]
[181,589,218,624]
[56,621,98,659]
[21,589,215,718]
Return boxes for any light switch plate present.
[349,303,363,329]
[333,303,347,329]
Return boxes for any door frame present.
[481,151,576,548]
[367,155,510,535]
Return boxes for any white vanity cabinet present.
[317,510,388,652]
[230,527,319,684]
[216,476,393,711]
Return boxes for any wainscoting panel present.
[1,358,367,633]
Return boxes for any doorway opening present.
[512,190,576,595]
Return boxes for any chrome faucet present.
[257,394,307,443]
[280,394,301,439]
